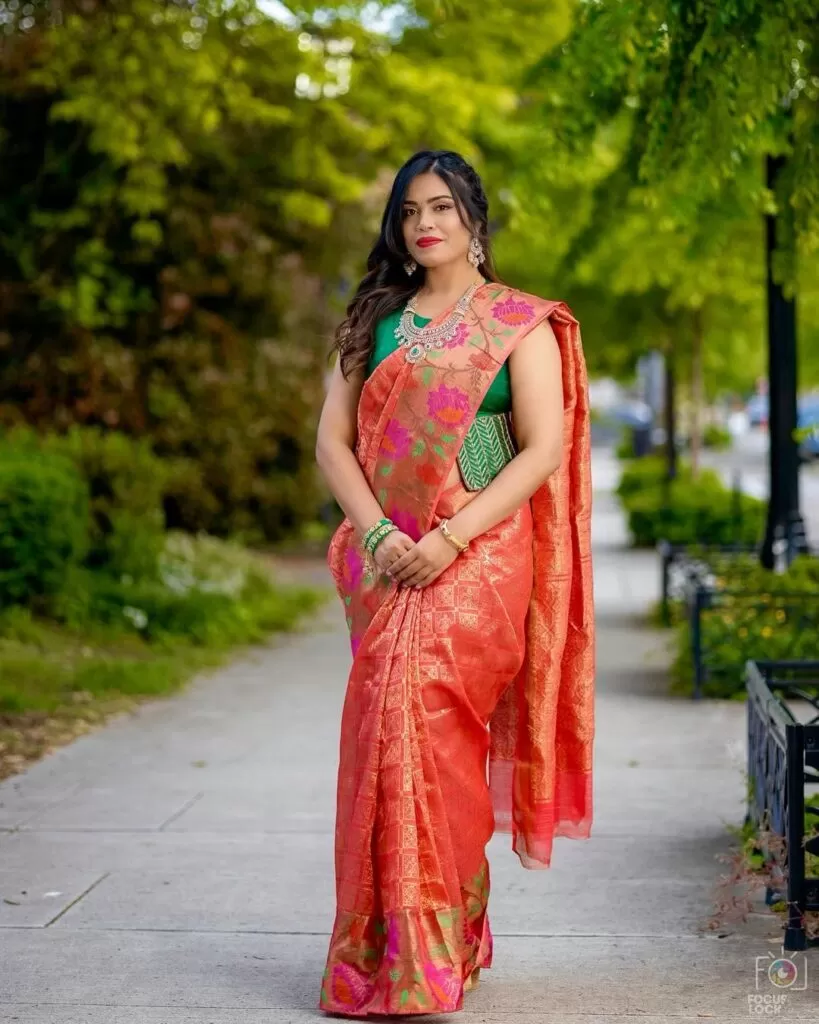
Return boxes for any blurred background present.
[1,0,818,771]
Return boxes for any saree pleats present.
[319,284,594,1017]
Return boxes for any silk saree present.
[319,283,595,1017]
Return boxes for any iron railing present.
[745,660,819,950]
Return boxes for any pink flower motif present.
[492,296,535,326]
[443,322,471,350]
[328,962,370,1011]
[380,418,412,460]
[390,507,421,541]
[343,547,364,591]
[350,633,362,657]
[423,961,461,1006]
[427,384,470,428]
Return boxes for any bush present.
[703,423,732,450]
[0,447,89,606]
[54,530,322,647]
[671,555,819,698]
[615,456,765,548]
[626,472,765,547]
[4,426,168,581]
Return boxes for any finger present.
[390,548,420,575]
[403,565,432,587]
[395,557,425,583]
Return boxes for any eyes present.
[401,203,454,218]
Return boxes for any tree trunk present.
[689,310,704,479]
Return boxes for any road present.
[700,428,819,545]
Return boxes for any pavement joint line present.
[42,871,110,928]
[157,791,205,831]
[0,926,725,939]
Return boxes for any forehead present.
[403,172,452,205]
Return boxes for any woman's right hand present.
[373,530,415,577]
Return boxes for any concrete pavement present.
[1,449,816,1023]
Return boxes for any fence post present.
[784,721,807,951]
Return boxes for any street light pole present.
[760,153,808,569]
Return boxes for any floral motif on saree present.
[319,283,595,1017]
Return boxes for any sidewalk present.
[0,449,816,1022]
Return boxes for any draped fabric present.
[319,283,595,1017]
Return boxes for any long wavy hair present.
[332,150,500,380]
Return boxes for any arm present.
[389,319,564,587]
[447,317,564,542]
[315,358,414,566]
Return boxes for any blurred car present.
[746,393,769,427]
[797,397,819,461]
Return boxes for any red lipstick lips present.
[417,237,442,248]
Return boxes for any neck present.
[418,262,484,300]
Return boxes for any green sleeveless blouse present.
[367,307,512,415]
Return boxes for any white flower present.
[123,606,148,630]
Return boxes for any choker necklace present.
[394,281,481,363]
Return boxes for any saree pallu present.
[319,284,594,1017]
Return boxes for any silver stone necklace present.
[394,281,480,363]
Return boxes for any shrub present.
[4,426,168,581]
[54,530,323,647]
[671,555,819,698]
[0,447,89,607]
[626,473,765,547]
[703,423,732,450]
[615,456,765,548]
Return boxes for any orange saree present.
[319,283,594,1017]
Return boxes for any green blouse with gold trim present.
[367,307,512,415]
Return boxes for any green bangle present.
[363,517,391,549]
[369,523,397,555]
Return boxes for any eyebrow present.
[402,195,454,205]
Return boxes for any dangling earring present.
[468,236,484,268]
[404,258,417,276]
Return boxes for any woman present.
[315,150,595,1018]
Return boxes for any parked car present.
[746,393,769,427]
[797,397,819,461]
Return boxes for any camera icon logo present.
[754,949,808,991]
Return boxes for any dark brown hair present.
[332,150,499,379]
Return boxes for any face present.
[401,171,473,270]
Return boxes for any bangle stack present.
[363,517,397,555]
[362,517,397,582]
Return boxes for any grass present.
[0,570,329,782]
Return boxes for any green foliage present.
[671,555,819,698]
[0,530,326,717]
[616,456,765,547]
[702,423,732,450]
[0,446,89,606]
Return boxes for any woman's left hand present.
[388,527,460,588]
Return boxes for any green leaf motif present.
[399,989,409,1006]
[424,421,436,435]
[411,439,426,457]
[379,463,393,476]
[440,432,456,444]
[377,488,388,504]
[422,366,434,386]
[389,968,402,982]
[344,595,351,606]
[432,444,446,458]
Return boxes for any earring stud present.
[404,258,417,276]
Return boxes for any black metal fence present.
[745,660,819,950]
[658,540,757,626]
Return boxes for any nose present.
[417,207,436,232]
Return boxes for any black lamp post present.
[760,152,809,569]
